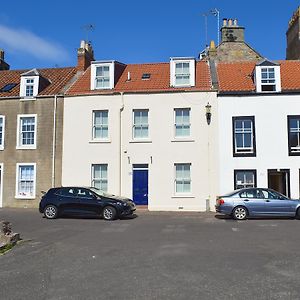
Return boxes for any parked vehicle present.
[39,187,136,220]
[215,188,300,220]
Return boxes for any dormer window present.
[91,61,115,90]
[255,59,281,93]
[170,58,195,87]
[20,69,41,98]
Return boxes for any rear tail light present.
[217,198,225,205]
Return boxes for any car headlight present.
[116,201,127,206]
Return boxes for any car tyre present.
[296,208,300,220]
[103,206,117,221]
[44,205,58,219]
[232,206,248,220]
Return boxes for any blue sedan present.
[215,188,300,220]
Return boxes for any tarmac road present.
[1,208,300,300]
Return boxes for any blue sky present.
[0,0,299,70]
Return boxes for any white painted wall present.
[218,94,300,198]
[63,91,218,211]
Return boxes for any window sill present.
[16,146,37,150]
[172,195,195,199]
[129,140,152,144]
[20,97,37,101]
[89,139,111,144]
[15,196,35,200]
[171,138,195,143]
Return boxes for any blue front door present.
[133,165,148,205]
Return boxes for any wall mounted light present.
[205,102,212,125]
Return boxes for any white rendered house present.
[217,59,300,199]
[63,58,218,211]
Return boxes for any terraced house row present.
[0,12,300,210]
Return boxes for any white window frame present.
[255,65,281,93]
[15,163,36,199]
[91,164,108,192]
[92,110,109,141]
[0,115,5,150]
[233,117,255,155]
[132,109,149,140]
[20,76,39,98]
[16,114,37,150]
[174,108,191,138]
[174,163,192,195]
[170,58,195,87]
[91,62,114,90]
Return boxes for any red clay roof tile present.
[66,61,212,95]
[217,60,300,93]
[0,67,77,98]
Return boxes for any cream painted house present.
[63,58,218,211]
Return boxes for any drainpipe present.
[119,92,124,195]
[51,94,58,187]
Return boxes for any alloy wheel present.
[44,206,57,219]
[233,207,247,220]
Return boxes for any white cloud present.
[0,24,69,62]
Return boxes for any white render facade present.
[218,94,300,199]
[62,91,218,211]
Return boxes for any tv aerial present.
[81,24,95,42]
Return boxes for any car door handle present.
[265,200,270,202]
[244,199,249,202]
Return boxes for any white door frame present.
[0,163,3,207]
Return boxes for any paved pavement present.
[1,208,300,300]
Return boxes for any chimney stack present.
[0,49,10,71]
[77,40,94,71]
[221,18,245,43]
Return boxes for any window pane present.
[133,110,148,139]
[93,111,109,139]
[175,109,190,137]
[18,165,35,197]
[20,117,35,146]
[175,164,191,193]
[235,171,255,189]
[244,133,252,148]
[92,164,108,191]
[234,117,254,153]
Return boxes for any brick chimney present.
[0,49,10,71]
[221,18,245,43]
[77,40,94,71]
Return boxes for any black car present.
[39,187,136,220]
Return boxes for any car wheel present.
[232,206,248,220]
[103,206,117,221]
[44,205,58,219]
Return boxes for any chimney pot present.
[223,18,227,26]
[127,71,131,81]
[228,19,233,26]
[233,19,238,26]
